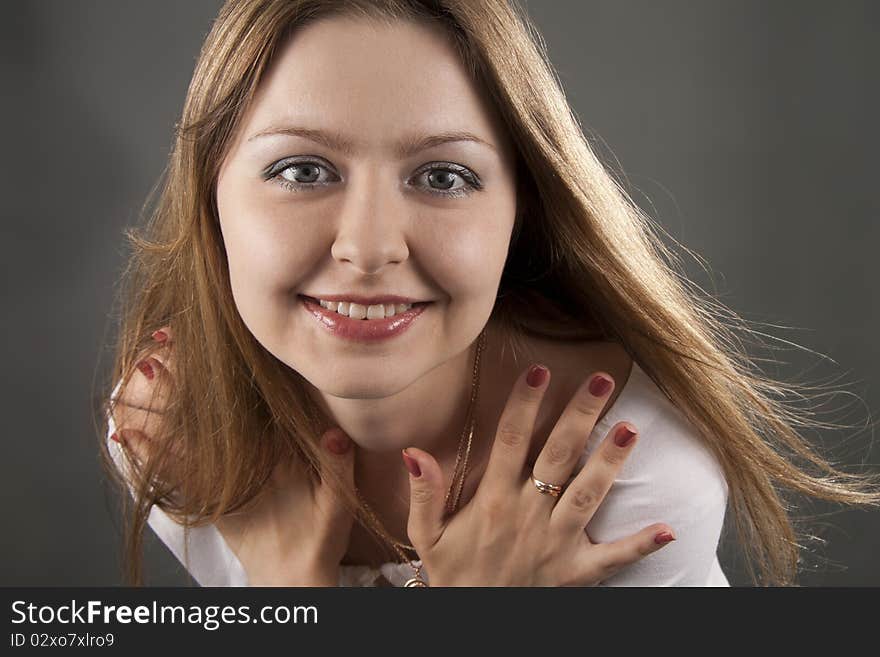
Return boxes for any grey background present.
[2,1,876,585]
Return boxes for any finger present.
[133,354,175,394]
[111,426,185,490]
[112,427,151,465]
[314,428,356,529]
[110,357,175,455]
[551,422,638,533]
[108,349,182,482]
[531,372,615,505]
[147,325,177,382]
[579,523,676,583]
[480,363,551,495]
[402,447,447,551]
[151,326,172,344]
[109,359,171,441]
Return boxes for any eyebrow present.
[246,125,497,158]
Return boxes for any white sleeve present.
[105,382,249,587]
[570,370,730,587]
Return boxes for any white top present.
[107,361,730,587]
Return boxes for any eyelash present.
[263,157,483,199]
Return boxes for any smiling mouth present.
[298,294,431,341]
[299,295,431,307]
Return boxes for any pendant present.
[403,576,428,587]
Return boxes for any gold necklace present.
[354,327,487,587]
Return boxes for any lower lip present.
[299,296,431,343]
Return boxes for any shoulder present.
[570,359,730,585]
[578,340,633,425]
[584,359,728,501]
[105,385,249,587]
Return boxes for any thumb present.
[402,447,446,550]
[314,428,356,529]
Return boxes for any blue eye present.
[271,159,338,189]
[265,157,482,198]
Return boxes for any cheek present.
[216,180,317,322]
[420,204,514,298]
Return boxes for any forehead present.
[236,15,513,162]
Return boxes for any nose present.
[330,170,410,275]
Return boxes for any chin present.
[310,374,410,401]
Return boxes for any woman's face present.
[216,16,518,399]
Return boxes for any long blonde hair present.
[99,0,880,586]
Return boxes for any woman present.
[102,0,880,587]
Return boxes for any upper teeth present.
[317,299,414,319]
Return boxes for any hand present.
[109,326,357,586]
[402,364,676,586]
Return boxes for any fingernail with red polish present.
[136,360,155,380]
[589,374,612,397]
[614,425,637,447]
[326,431,350,455]
[402,449,421,478]
[654,531,676,545]
[526,364,549,388]
[152,330,168,343]
[110,432,121,444]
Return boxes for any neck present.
[305,320,504,488]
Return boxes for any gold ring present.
[531,473,564,498]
